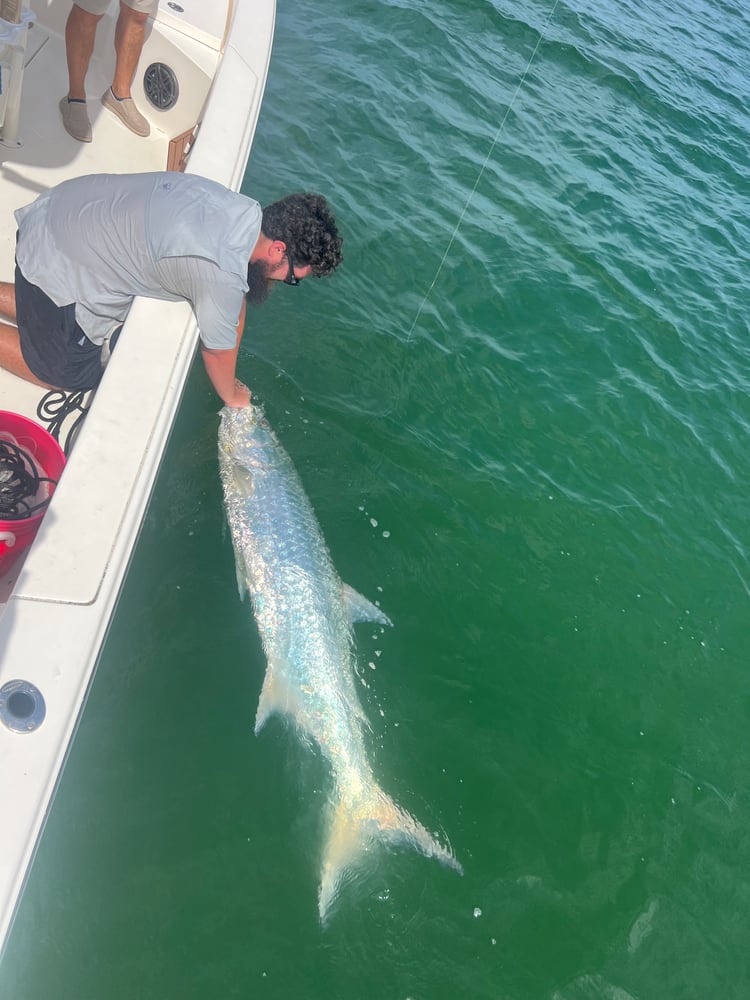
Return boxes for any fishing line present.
[406,0,561,340]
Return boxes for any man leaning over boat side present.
[61,0,158,143]
[0,171,343,407]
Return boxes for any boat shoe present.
[59,97,92,143]
[101,87,150,137]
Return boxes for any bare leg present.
[0,282,16,322]
[65,3,104,100]
[0,321,54,388]
[111,2,149,99]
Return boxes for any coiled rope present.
[0,437,55,520]
[37,388,91,456]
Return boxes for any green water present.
[3,0,750,996]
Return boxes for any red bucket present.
[0,410,66,574]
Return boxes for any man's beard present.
[246,259,272,305]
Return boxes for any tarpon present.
[218,404,462,920]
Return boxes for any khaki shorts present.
[74,0,158,16]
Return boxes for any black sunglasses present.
[284,250,301,286]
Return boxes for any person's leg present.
[0,282,16,322]
[0,321,53,388]
[111,1,149,99]
[65,2,103,101]
[101,1,151,136]
[61,3,104,141]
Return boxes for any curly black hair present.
[261,193,343,277]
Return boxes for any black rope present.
[36,389,92,455]
[0,439,56,520]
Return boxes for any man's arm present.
[200,300,250,407]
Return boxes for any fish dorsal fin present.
[342,584,392,627]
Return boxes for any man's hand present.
[201,344,251,407]
[226,379,251,408]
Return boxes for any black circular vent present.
[144,63,179,111]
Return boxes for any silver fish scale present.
[218,405,367,767]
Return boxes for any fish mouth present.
[219,402,259,441]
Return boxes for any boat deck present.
[0,0,224,412]
[0,0,220,604]
[0,6,193,384]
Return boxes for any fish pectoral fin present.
[228,536,250,602]
[234,556,247,602]
[254,655,301,734]
[342,583,392,627]
[221,507,247,602]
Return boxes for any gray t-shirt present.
[14,171,262,349]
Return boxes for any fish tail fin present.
[318,783,462,922]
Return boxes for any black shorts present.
[15,261,119,391]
